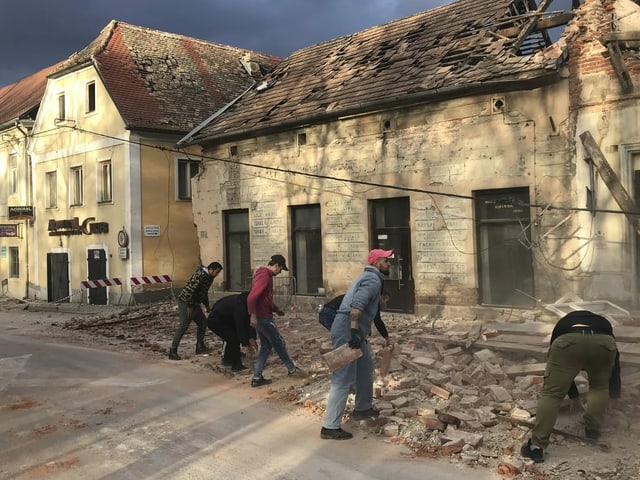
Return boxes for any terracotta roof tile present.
[0,62,63,125]
[52,21,281,133]
[191,0,569,143]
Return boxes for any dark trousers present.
[208,320,242,365]
[532,332,617,448]
[171,301,206,350]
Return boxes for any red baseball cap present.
[367,249,394,265]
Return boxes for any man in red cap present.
[320,248,393,440]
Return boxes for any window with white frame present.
[177,159,199,200]
[9,153,17,195]
[45,171,57,209]
[57,93,66,121]
[9,246,19,278]
[70,166,83,206]
[86,81,96,113]
[98,160,112,203]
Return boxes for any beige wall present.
[28,65,204,302]
[193,82,587,313]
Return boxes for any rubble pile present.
[61,303,640,479]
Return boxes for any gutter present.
[13,120,32,300]
[190,69,562,146]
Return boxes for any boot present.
[195,341,212,355]
[168,348,181,360]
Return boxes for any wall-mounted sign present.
[119,247,129,259]
[48,217,109,236]
[8,206,34,220]
[144,225,161,237]
[0,224,18,237]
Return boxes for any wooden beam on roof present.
[579,131,640,235]
[511,0,555,54]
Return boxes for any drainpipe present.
[14,120,31,300]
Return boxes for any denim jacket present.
[330,266,384,341]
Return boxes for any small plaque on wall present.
[144,225,161,237]
[119,247,129,259]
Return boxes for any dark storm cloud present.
[0,0,438,87]
[0,0,577,88]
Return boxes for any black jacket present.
[325,294,388,338]
[207,293,256,346]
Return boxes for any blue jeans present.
[252,318,296,379]
[322,341,373,429]
[171,301,206,349]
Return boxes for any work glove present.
[348,328,363,349]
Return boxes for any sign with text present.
[144,225,161,237]
[8,206,34,220]
[0,224,18,237]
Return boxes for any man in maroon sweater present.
[248,254,304,387]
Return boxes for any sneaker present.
[320,427,353,440]
[288,367,307,378]
[520,439,544,463]
[231,363,248,372]
[351,407,380,421]
[585,428,601,440]
[251,376,273,388]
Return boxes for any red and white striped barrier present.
[81,278,123,289]
[130,275,172,286]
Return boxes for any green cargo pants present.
[531,332,617,449]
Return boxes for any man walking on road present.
[207,292,257,371]
[169,261,222,360]
[521,310,621,463]
[321,248,393,440]
[248,254,305,387]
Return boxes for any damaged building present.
[180,0,640,317]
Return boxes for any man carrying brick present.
[320,248,393,440]
[521,310,621,463]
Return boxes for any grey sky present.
[0,0,576,88]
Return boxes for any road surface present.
[0,308,501,479]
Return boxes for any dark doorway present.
[87,248,107,305]
[475,188,534,307]
[370,197,414,313]
[47,252,69,302]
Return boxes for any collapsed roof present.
[186,0,578,145]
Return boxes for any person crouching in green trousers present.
[521,310,621,463]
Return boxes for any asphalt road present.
[0,309,502,480]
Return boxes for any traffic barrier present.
[130,275,172,286]
[80,278,123,289]
[129,274,174,305]
[79,277,124,308]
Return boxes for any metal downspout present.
[14,120,30,300]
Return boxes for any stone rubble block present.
[413,356,437,367]
[431,385,451,400]
[428,371,450,385]
[442,425,484,448]
[398,406,418,418]
[391,396,410,409]
[509,407,532,421]
[488,385,513,402]
[473,348,497,363]
[417,415,446,431]
[383,424,401,437]
[482,362,505,379]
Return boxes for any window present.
[70,166,83,206]
[57,94,66,121]
[9,247,19,278]
[177,159,199,200]
[291,204,323,294]
[98,160,112,202]
[9,153,17,195]
[224,210,251,290]
[45,171,57,209]
[86,82,96,113]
